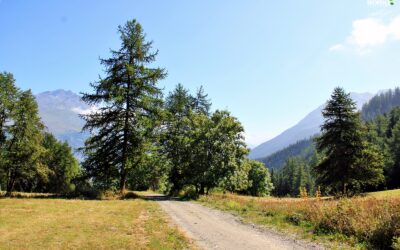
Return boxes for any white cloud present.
[331,16,400,54]
[71,106,99,115]
[329,44,345,51]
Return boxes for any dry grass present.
[198,192,400,249]
[0,197,195,249]
[0,191,58,198]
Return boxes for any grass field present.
[198,190,400,249]
[366,189,400,198]
[0,197,194,250]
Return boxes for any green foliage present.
[0,72,80,195]
[126,144,169,192]
[38,133,80,194]
[315,87,384,195]
[0,72,18,146]
[272,157,315,197]
[247,160,273,196]
[366,107,400,189]
[0,72,19,191]
[222,158,252,193]
[368,214,400,250]
[2,90,45,193]
[81,19,166,193]
[162,84,272,196]
[265,88,400,195]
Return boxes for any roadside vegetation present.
[198,191,400,249]
[0,194,194,250]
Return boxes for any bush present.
[393,237,400,250]
[286,213,303,226]
[179,186,199,200]
[315,199,359,236]
[369,214,400,250]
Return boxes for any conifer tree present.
[192,86,211,116]
[163,84,193,192]
[0,72,18,146]
[3,90,44,194]
[81,19,166,193]
[315,87,384,194]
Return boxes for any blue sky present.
[1,0,400,147]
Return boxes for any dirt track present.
[156,198,325,250]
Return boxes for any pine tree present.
[81,19,166,193]
[315,87,384,194]
[0,72,18,146]
[3,90,44,194]
[192,86,211,116]
[388,122,400,188]
[0,73,19,190]
[163,84,194,193]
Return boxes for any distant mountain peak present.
[35,89,89,154]
[37,89,76,96]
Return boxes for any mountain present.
[35,89,90,156]
[258,137,316,169]
[249,92,374,160]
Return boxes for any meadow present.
[0,194,194,250]
[198,190,400,249]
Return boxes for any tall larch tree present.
[315,87,384,194]
[81,19,166,193]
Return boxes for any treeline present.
[271,155,317,196]
[366,107,400,189]
[80,19,273,197]
[0,73,79,195]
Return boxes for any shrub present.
[369,214,400,250]
[179,186,199,200]
[393,237,400,250]
[286,213,303,225]
[315,199,359,236]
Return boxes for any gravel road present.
[156,197,325,250]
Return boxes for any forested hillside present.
[362,87,400,121]
[258,137,315,169]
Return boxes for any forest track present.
[142,194,325,250]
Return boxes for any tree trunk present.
[119,170,127,194]
[199,184,205,195]
[120,56,133,195]
[6,176,15,197]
